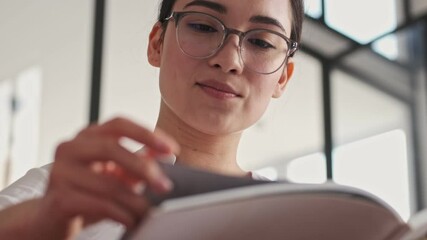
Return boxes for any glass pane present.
[325,0,397,43]
[332,69,412,220]
[372,33,399,61]
[371,26,418,64]
[334,130,410,220]
[305,0,322,19]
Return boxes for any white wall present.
[0,0,92,184]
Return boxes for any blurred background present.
[0,0,426,221]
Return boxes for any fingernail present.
[154,140,171,153]
[159,177,174,192]
[132,182,146,195]
[156,154,176,164]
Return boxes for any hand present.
[33,117,179,239]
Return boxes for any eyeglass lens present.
[176,12,290,74]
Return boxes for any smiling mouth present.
[196,82,242,99]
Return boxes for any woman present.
[0,0,304,239]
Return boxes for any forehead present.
[173,0,293,33]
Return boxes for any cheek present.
[243,76,281,122]
[159,28,202,77]
[158,34,200,111]
[250,75,280,103]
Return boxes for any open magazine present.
[121,163,427,240]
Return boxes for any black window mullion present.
[322,60,334,180]
[89,0,106,124]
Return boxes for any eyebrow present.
[250,15,286,33]
[183,1,286,33]
[184,0,227,14]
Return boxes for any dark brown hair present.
[157,0,304,45]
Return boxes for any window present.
[305,0,322,18]
[332,68,411,220]
[325,0,397,43]
[325,0,399,59]
[286,130,410,220]
[334,130,410,220]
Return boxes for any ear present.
[147,22,164,67]
[272,59,295,98]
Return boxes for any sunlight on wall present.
[305,0,322,18]
[9,67,42,184]
[0,80,13,188]
[253,167,279,181]
[287,153,327,184]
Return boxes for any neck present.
[155,101,246,177]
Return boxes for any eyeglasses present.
[164,11,298,75]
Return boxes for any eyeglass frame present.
[163,11,299,75]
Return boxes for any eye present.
[248,38,276,49]
[187,23,218,33]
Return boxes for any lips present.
[196,80,242,98]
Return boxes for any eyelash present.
[247,38,275,49]
[188,23,218,33]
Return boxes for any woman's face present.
[149,0,295,136]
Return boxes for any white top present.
[0,163,269,240]
[0,164,124,240]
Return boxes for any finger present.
[101,161,141,186]
[59,164,151,216]
[46,187,139,229]
[55,137,171,191]
[136,155,174,194]
[93,117,180,154]
[68,216,84,239]
[101,160,172,195]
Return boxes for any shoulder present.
[76,220,124,240]
[250,171,274,181]
[0,163,52,210]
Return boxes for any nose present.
[207,34,244,74]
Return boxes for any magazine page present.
[121,163,409,240]
[126,187,408,240]
[144,162,272,205]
